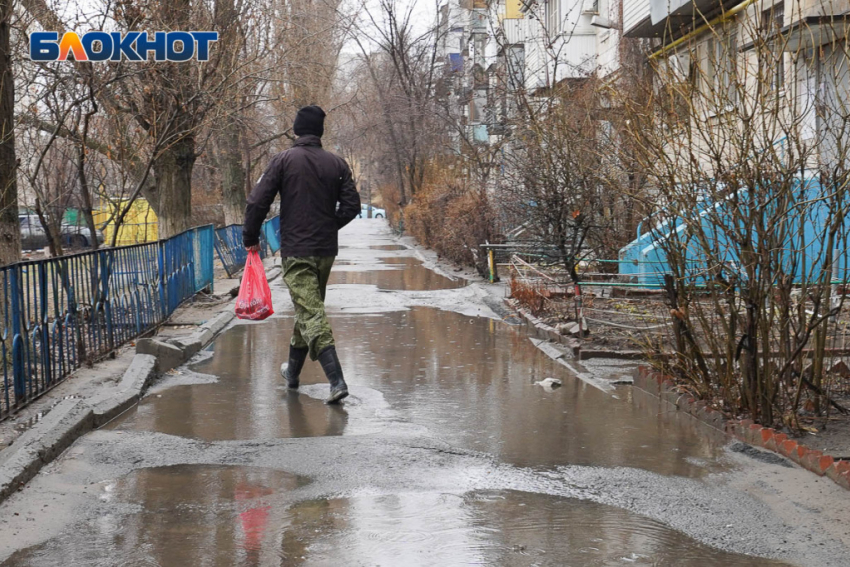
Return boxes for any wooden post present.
[664,274,685,356]
[488,249,496,283]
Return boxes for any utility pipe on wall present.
[648,0,760,60]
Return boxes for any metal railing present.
[214,218,280,277]
[0,224,215,420]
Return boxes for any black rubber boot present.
[318,346,349,404]
[280,346,308,389]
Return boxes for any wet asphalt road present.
[0,220,848,566]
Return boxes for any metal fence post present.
[158,240,167,321]
[38,262,51,387]
[189,228,197,296]
[100,249,115,350]
[9,266,24,403]
[203,225,214,293]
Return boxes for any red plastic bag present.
[235,250,274,320]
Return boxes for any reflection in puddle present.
[112,309,725,477]
[2,485,789,567]
[2,465,306,567]
[106,332,355,440]
[0,224,799,567]
[328,257,466,290]
[331,308,727,477]
[367,244,407,250]
[275,491,788,567]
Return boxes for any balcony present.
[471,8,489,34]
[740,14,850,52]
[800,0,850,18]
[623,0,652,37]
[502,17,535,44]
[623,0,741,39]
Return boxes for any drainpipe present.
[648,0,760,60]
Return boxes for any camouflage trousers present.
[282,256,336,360]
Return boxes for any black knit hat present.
[293,105,326,137]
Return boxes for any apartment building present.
[496,0,620,90]
[436,0,628,147]
[437,0,501,146]
[623,0,850,167]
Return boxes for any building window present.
[583,0,599,14]
[705,25,738,106]
[761,3,785,93]
[546,0,561,37]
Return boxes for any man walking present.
[243,105,360,403]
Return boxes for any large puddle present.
[1,472,787,567]
[2,465,307,567]
[329,256,466,290]
[276,490,788,566]
[111,308,726,478]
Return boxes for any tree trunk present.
[78,89,99,249]
[221,120,246,225]
[78,173,99,250]
[34,199,63,257]
[0,0,20,265]
[149,136,196,238]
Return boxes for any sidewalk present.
[0,255,281,502]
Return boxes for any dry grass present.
[405,163,495,274]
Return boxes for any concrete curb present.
[0,354,161,504]
[266,266,282,283]
[0,399,93,502]
[0,273,245,506]
[88,354,159,427]
[164,311,236,365]
[507,300,581,356]
[633,366,850,491]
[579,349,645,361]
[506,299,663,362]
[532,340,617,395]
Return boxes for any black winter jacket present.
[243,135,361,257]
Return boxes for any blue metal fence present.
[192,226,215,294]
[214,218,280,277]
[262,217,281,254]
[213,224,249,278]
[0,224,215,420]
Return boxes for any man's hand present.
[245,244,260,253]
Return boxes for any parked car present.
[19,215,105,251]
[358,204,385,219]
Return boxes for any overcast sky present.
[42,0,443,60]
[342,0,441,54]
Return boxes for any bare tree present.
[501,78,624,283]
[0,0,19,264]
[621,9,850,426]
[348,0,443,220]
[20,0,264,237]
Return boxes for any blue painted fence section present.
[192,226,215,293]
[262,217,281,254]
[214,218,280,277]
[0,224,215,420]
[213,225,249,278]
